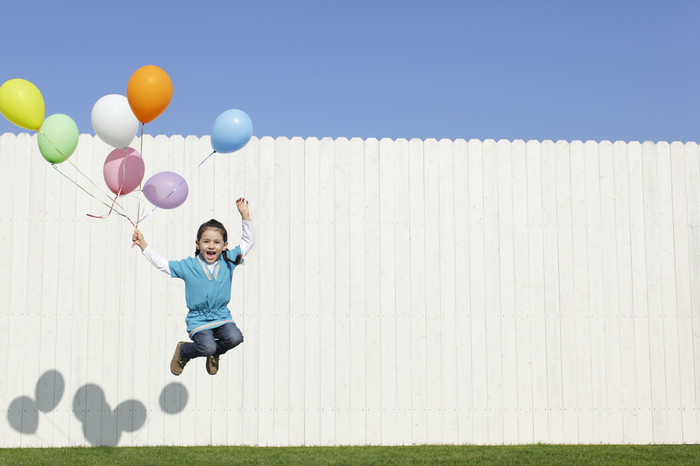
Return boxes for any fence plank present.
[497,139,518,445]
[528,140,549,442]
[584,140,607,444]
[303,137,321,445]
[349,137,366,445]
[541,140,564,443]
[240,136,261,445]
[677,142,699,443]
[483,139,503,444]
[555,140,578,443]
[424,138,443,444]
[408,138,427,445]
[318,137,336,446]
[628,141,654,443]
[468,139,488,444]
[289,136,306,446]
[257,136,276,446]
[273,137,291,446]
[453,139,473,444]
[394,138,412,444]
[438,138,458,444]
[334,137,352,445]
[599,141,624,443]
[657,142,683,444]
[364,138,382,445]
[513,139,533,443]
[379,138,398,444]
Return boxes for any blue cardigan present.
[169,245,242,338]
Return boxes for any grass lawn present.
[1,444,699,465]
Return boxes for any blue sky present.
[1,0,699,143]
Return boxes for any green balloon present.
[37,114,79,164]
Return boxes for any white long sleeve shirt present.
[142,220,254,275]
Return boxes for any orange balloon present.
[126,65,173,124]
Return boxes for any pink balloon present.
[143,171,188,209]
[103,148,145,195]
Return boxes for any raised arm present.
[133,229,171,275]
[236,198,254,257]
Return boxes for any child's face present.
[196,228,228,264]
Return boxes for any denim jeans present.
[180,322,243,359]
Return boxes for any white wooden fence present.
[0,133,699,447]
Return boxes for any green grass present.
[1,444,699,465]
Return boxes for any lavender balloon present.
[142,171,188,209]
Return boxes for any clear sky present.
[1,0,699,143]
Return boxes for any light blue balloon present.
[210,109,253,154]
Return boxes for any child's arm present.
[236,198,254,256]
[132,229,171,275]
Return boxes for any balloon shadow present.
[159,382,189,415]
[7,370,64,434]
[72,384,147,446]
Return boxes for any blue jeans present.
[180,322,243,359]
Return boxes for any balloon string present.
[38,129,133,219]
[135,123,145,228]
[51,164,135,227]
[136,150,216,224]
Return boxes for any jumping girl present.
[132,198,254,376]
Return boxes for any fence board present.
[364,138,381,445]
[676,142,699,443]
[453,139,472,444]
[379,138,398,444]
[349,137,366,445]
[657,142,683,444]
[289,136,306,446]
[527,140,549,442]
[438,138,458,444]
[468,139,488,444]
[302,137,320,445]
[599,141,624,443]
[318,137,336,446]
[242,137,262,445]
[483,139,502,445]
[513,139,533,443]
[497,139,518,445]
[273,137,291,446]
[555,140,578,443]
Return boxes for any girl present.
[132,198,254,376]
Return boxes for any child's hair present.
[194,219,243,266]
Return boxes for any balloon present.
[210,109,253,154]
[143,171,188,209]
[91,94,139,148]
[126,66,173,124]
[103,147,145,196]
[37,114,79,164]
[0,79,45,130]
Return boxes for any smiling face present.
[196,228,228,264]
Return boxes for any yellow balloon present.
[0,79,45,130]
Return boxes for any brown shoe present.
[206,354,219,375]
[170,342,190,376]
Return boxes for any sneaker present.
[206,354,220,375]
[170,342,189,376]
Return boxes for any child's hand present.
[132,229,148,251]
[236,198,250,221]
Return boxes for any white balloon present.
[91,94,139,148]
